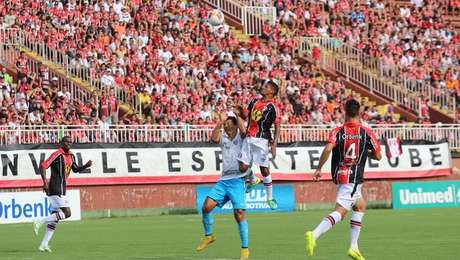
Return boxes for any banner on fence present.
[0,190,81,224]
[196,184,295,213]
[392,181,460,209]
[0,141,452,187]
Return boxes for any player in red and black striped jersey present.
[237,80,281,210]
[33,136,92,252]
[305,99,382,260]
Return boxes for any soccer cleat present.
[267,199,278,210]
[305,231,316,257]
[38,245,52,253]
[33,220,42,236]
[196,235,216,252]
[240,248,250,260]
[246,177,261,193]
[347,248,365,260]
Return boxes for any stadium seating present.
[1,0,456,127]
[268,0,459,118]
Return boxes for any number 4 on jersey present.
[345,143,357,160]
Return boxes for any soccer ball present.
[208,9,224,26]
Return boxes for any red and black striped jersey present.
[41,148,79,196]
[328,121,381,184]
[246,98,280,140]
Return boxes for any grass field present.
[0,208,459,260]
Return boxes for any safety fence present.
[0,124,458,150]
[300,38,422,116]
[242,6,277,35]
[302,37,456,116]
[0,38,94,103]
[0,28,140,113]
[203,0,276,35]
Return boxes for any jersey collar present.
[58,147,72,155]
[343,121,361,127]
[260,97,275,103]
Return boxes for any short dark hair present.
[345,99,360,118]
[226,116,237,125]
[266,80,279,96]
[61,136,71,143]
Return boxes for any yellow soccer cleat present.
[347,248,366,260]
[240,248,250,260]
[246,177,261,193]
[305,231,316,257]
[196,235,216,252]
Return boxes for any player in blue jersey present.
[196,111,250,260]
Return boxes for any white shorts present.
[238,137,270,168]
[336,184,363,211]
[48,195,70,211]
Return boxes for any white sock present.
[40,211,65,223]
[312,211,342,240]
[263,176,273,200]
[350,211,364,250]
[41,221,57,247]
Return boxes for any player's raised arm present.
[233,107,247,138]
[211,113,226,144]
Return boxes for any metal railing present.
[203,0,276,35]
[0,28,140,113]
[242,6,277,35]
[0,41,94,103]
[302,37,456,115]
[300,38,422,116]
[0,124,458,150]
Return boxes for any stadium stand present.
[0,0,458,149]
[0,0,407,127]
[266,0,459,118]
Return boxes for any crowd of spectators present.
[1,0,454,128]
[0,62,104,127]
[271,0,459,113]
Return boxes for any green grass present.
[0,208,459,260]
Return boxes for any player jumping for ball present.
[238,80,281,210]
[305,99,382,260]
[33,136,92,252]
[196,111,250,260]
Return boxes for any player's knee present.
[202,205,211,214]
[202,202,213,214]
[334,204,348,219]
[63,209,71,219]
[353,205,366,212]
[233,209,245,222]
[260,167,270,177]
[353,202,366,212]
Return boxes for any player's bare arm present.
[211,114,226,144]
[39,166,49,194]
[72,160,93,173]
[233,107,247,138]
[313,143,334,181]
[271,123,280,159]
[369,150,382,161]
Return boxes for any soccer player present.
[196,111,250,260]
[305,99,382,260]
[33,136,92,252]
[238,80,280,210]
